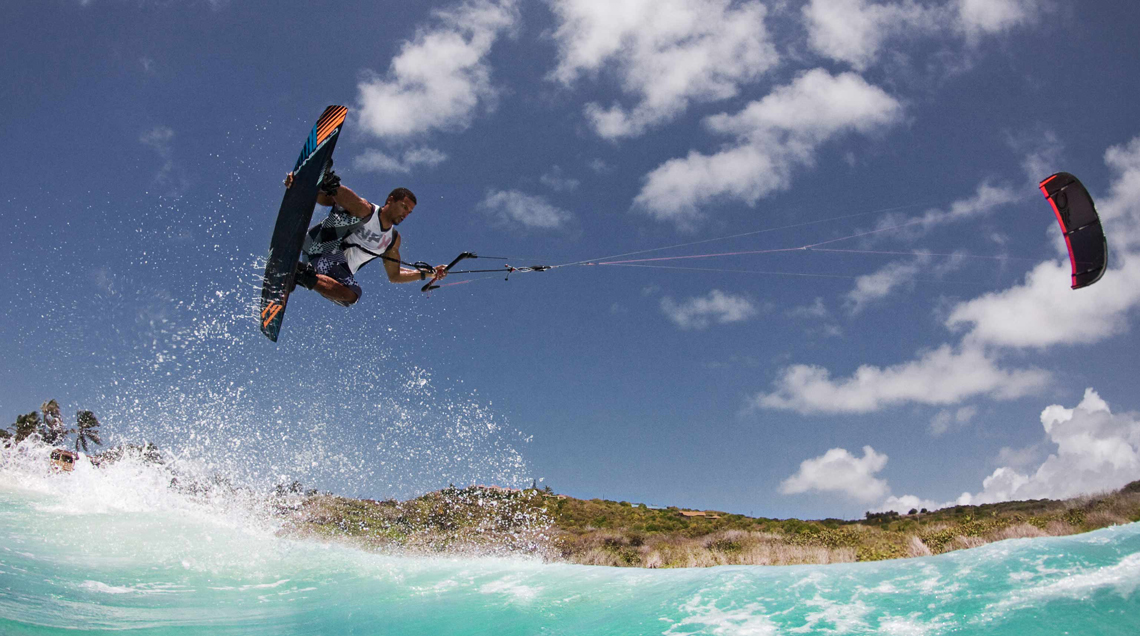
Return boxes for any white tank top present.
[342,204,397,274]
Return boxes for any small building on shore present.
[679,510,721,519]
[50,449,78,472]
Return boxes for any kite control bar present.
[421,252,477,292]
[420,252,552,292]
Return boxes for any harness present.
[341,208,398,274]
[303,204,398,274]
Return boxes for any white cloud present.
[660,289,759,330]
[755,135,1140,417]
[139,126,185,194]
[780,446,890,503]
[1009,128,1063,184]
[356,0,518,140]
[788,389,1134,513]
[752,345,1049,415]
[956,0,1040,40]
[877,390,1139,512]
[540,166,580,192]
[788,297,830,319]
[479,189,572,230]
[995,442,1043,469]
[929,405,977,437]
[878,494,942,515]
[779,447,937,514]
[547,0,778,138]
[140,126,174,155]
[635,69,902,229]
[803,0,939,71]
[956,389,1140,505]
[845,258,927,314]
[353,147,448,174]
[873,182,1022,240]
[702,70,901,143]
[786,298,843,337]
[634,146,774,230]
[803,0,1044,70]
[841,250,969,314]
[920,182,1022,228]
[805,182,1016,314]
[587,158,611,174]
[405,146,449,167]
[946,255,1140,349]
[949,137,1140,349]
[1102,137,1140,249]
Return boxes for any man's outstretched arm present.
[382,236,448,284]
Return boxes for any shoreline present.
[278,480,1140,568]
[12,440,1139,568]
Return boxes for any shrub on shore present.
[277,480,1140,568]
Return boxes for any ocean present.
[2,443,1138,635]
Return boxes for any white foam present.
[479,575,542,603]
[877,612,951,635]
[80,580,141,595]
[789,595,871,634]
[988,551,1140,613]
[665,595,780,636]
[78,580,182,595]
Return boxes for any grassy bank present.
[280,480,1140,567]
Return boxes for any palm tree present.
[40,399,71,445]
[74,410,103,453]
[11,412,42,442]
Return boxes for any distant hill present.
[280,480,1140,568]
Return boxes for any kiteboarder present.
[283,165,448,306]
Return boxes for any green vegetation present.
[279,486,553,558]
[4,399,103,454]
[12,398,1137,569]
[74,410,103,453]
[280,480,1140,568]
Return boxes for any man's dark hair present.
[387,187,417,205]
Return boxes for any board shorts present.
[305,251,362,306]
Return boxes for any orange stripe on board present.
[315,106,346,132]
[262,303,283,329]
[315,113,337,133]
[262,309,279,330]
[316,110,347,143]
[317,123,338,143]
[322,106,346,127]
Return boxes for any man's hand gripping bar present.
[421,252,477,292]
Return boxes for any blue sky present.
[3,0,1140,519]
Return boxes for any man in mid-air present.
[284,164,447,306]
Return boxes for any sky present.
[3,0,1140,520]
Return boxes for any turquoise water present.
[2,446,1138,635]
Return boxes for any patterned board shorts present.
[306,251,362,306]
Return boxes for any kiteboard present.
[259,105,348,341]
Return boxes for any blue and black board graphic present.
[260,105,348,341]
